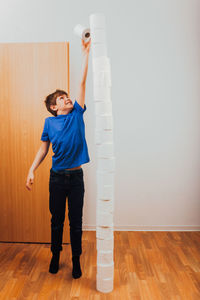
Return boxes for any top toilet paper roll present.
[90,28,107,44]
[90,13,106,29]
[73,24,91,43]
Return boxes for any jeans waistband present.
[51,167,83,175]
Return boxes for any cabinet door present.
[0,42,70,243]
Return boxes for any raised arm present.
[77,39,91,109]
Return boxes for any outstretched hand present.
[81,39,91,55]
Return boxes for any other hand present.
[26,170,34,191]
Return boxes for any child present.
[26,39,91,279]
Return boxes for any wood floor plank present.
[0,231,200,299]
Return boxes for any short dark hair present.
[44,89,68,116]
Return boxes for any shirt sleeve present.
[41,118,50,141]
[74,100,87,114]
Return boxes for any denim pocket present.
[71,171,84,190]
[49,169,63,185]
[76,170,84,181]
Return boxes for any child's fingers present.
[82,39,90,47]
[26,183,31,191]
[26,178,33,191]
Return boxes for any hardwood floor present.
[0,231,200,299]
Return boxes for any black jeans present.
[49,167,85,256]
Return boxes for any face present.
[51,94,74,115]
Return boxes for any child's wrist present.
[82,51,89,58]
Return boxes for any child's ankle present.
[49,252,60,274]
[72,255,82,279]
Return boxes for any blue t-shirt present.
[41,100,90,171]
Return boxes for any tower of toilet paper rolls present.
[90,13,114,294]
[74,13,114,293]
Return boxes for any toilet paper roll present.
[96,115,113,131]
[93,86,111,101]
[92,43,107,58]
[93,70,112,87]
[93,96,111,104]
[95,101,112,115]
[97,261,114,278]
[97,164,114,174]
[96,211,113,227]
[97,199,114,213]
[96,226,113,240]
[97,203,114,216]
[96,205,114,216]
[92,56,111,73]
[96,275,113,293]
[97,157,115,173]
[73,24,91,43]
[97,237,114,251]
[97,190,114,201]
[95,130,114,145]
[91,28,107,44]
[90,13,106,29]
[96,230,113,240]
[95,115,113,130]
[97,250,113,264]
[96,143,114,158]
[96,214,113,227]
[97,185,114,199]
[97,170,115,187]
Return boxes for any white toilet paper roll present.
[96,143,114,158]
[96,226,113,240]
[96,275,113,293]
[97,185,114,199]
[91,28,107,44]
[95,130,114,145]
[96,205,114,216]
[93,96,111,104]
[93,70,112,87]
[73,24,91,43]
[97,190,114,201]
[97,203,114,216]
[96,115,113,131]
[96,170,114,190]
[90,13,106,29]
[95,101,112,115]
[92,43,107,58]
[93,86,111,101]
[96,214,113,227]
[97,250,113,264]
[96,211,113,227]
[97,157,115,173]
[96,230,113,240]
[97,237,114,251]
[97,199,114,212]
[92,56,111,73]
[97,261,114,278]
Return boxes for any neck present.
[57,109,72,116]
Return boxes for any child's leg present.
[67,169,85,257]
[67,168,85,278]
[49,185,67,254]
[48,169,67,273]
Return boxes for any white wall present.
[1,0,200,230]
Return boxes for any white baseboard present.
[83,225,200,231]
